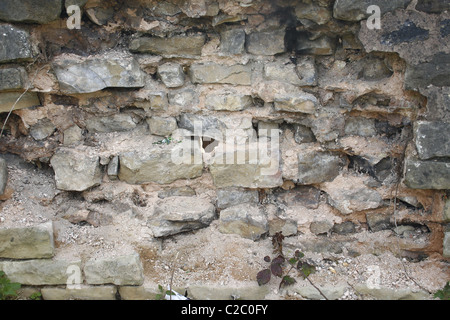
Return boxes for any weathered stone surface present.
[264,57,317,86]
[86,7,115,26]
[50,149,102,192]
[444,232,450,258]
[298,151,344,184]
[158,186,196,199]
[205,92,253,111]
[268,217,298,236]
[273,185,321,209]
[189,63,252,85]
[405,53,450,90]
[212,14,247,26]
[129,34,206,57]
[118,143,203,184]
[296,35,336,55]
[178,113,227,140]
[216,187,258,209]
[0,0,62,24]
[0,259,81,285]
[381,20,429,46]
[0,91,40,113]
[0,221,54,259]
[107,156,119,180]
[414,121,450,160]
[86,114,137,133]
[366,212,393,232]
[321,175,384,214]
[168,88,198,110]
[63,125,83,145]
[293,282,347,300]
[293,124,316,144]
[404,159,450,189]
[332,221,356,235]
[0,67,27,91]
[135,91,168,112]
[345,117,377,137]
[444,198,450,222]
[0,25,32,63]
[30,119,56,141]
[298,238,344,254]
[246,29,286,55]
[219,29,246,55]
[84,252,144,285]
[157,63,185,88]
[187,283,269,300]
[52,55,145,94]
[119,285,159,300]
[311,113,345,142]
[149,196,216,237]
[415,0,450,13]
[353,284,431,300]
[333,0,412,21]
[41,285,117,300]
[147,116,177,136]
[0,157,7,195]
[274,93,317,114]
[295,2,332,25]
[218,203,268,240]
[310,220,334,235]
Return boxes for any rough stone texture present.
[333,0,412,21]
[345,117,377,137]
[414,121,450,160]
[444,232,450,258]
[415,0,450,13]
[205,92,253,111]
[147,116,178,136]
[268,217,298,236]
[149,196,216,237]
[189,63,252,85]
[218,203,268,240]
[0,67,27,91]
[0,91,40,113]
[273,185,321,209]
[293,282,348,300]
[293,124,316,144]
[295,2,332,25]
[41,286,117,300]
[0,0,62,24]
[86,114,137,133]
[52,55,145,94]
[246,29,286,55]
[0,157,7,195]
[353,284,431,300]
[310,220,334,235]
[297,151,344,184]
[50,149,102,192]
[118,142,203,184]
[404,53,450,90]
[0,25,32,63]
[273,92,318,114]
[63,125,83,146]
[264,57,317,86]
[444,198,450,223]
[0,259,82,285]
[129,34,206,57]
[219,28,246,55]
[366,212,393,232]
[30,118,56,140]
[187,283,269,300]
[404,159,450,189]
[178,113,227,139]
[118,285,159,300]
[216,187,259,209]
[0,221,54,259]
[296,35,336,55]
[157,63,185,88]
[84,252,144,285]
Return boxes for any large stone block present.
[0,0,62,24]
[218,203,268,240]
[129,34,206,57]
[404,53,450,90]
[333,0,411,22]
[219,28,246,55]
[216,187,259,209]
[404,159,450,189]
[263,57,317,86]
[0,222,54,259]
[205,92,253,111]
[414,121,450,160]
[297,151,344,184]
[0,67,27,91]
[50,149,102,192]
[246,29,286,55]
[0,25,33,63]
[41,286,117,300]
[0,91,40,113]
[274,92,317,114]
[189,63,252,85]
[52,54,145,94]
[85,114,137,133]
[157,63,185,88]
[149,196,216,237]
[84,252,144,285]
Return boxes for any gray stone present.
[168,88,198,110]
[86,7,114,26]
[415,0,450,13]
[325,185,384,215]
[298,151,344,184]
[52,55,145,94]
[0,91,40,113]
[178,113,227,140]
[216,187,258,209]
[189,62,252,85]
[310,220,334,235]
[30,119,56,141]
[219,29,246,55]
[86,114,137,133]
[332,221,356,235]
[268,217,298,236]
[129,34,206,57]
[293,124,316,144]
[205,92,253,111]
[135,92,168,111]
[353,284,431,300]
[0,67,27,91]
[404,53,450,90]
[311,113,345,142]
[295,2,332,25]
[414,121,450,160]
[366,213,393,232]
[298,238,344,254]
[63,125,83,145]
[258,122,279,137]
[107,156,119,180]
[264,58,317,86]
[158,186,196,199]
[118,143,203,184]
[157,63,185,88]
[444,232,450,258]
[187,283,269,300]
[84,252,144,285]
[153,1,182,16]
[274,93,317,114]
[65,0,88,9]
[147,116,177,136]
[0,221,54,259]
[246,29,286,55]
[0,25,33,63]
[345,117,377,137]
[404,159,450,189]
[50,148,102,192]
[294,56,318,86]
[274,185,321,209]
[218,203,268,240]
[293,282,347,300]
[119,285,159,300]
[149,196,216,237]
[0,259,82,285]
[444,198,450,223]
[41,286,117,300]
[333,0,412,22]
[0,0,62,24]
[381,20,429,46]
[0,157,7,195]
[296,35,336,55]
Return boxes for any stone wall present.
[0,0,449,300]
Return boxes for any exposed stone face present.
[86,114,137,133]
[219,28,246,55]
[216,187,259,209]
[295,2,332,25]
[0,0,62,24]
[149,196,216,237]
[273,92,318,114]
[50,149,102,192]
[189,63,252,85]
[414,121,450,160]
[415,0,450,13]
[298,151,345,184]
[0,91,40,113]
[157,63,185,88]
[147,116,178,136]
[246,29,286,55]
[52,55,145,94]
[84,252,144,285]
[296,34,336,56]
[333,0,412,21]
[0,158,7,195]
[30,118,56,140]
[41,286,117,300]
[0,222,54,259]
[129,34,206,57]
[205,92,253,111]
[0,25,33,63]
[264,57,317,86]
[404,159,450,189]
[404,53,450,90]
[0,67,27,91]
[218,203,268,240]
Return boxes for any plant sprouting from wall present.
[0,271,21,300]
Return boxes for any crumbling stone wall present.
[0,0,449,300]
